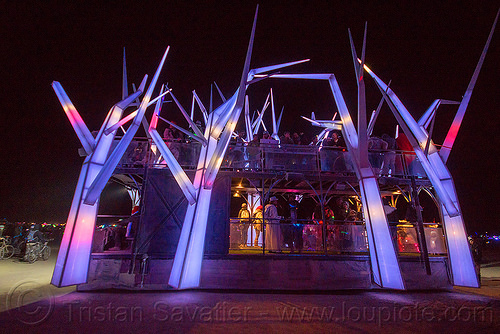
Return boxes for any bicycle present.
[0,236,14,259]
[25,241,51,263]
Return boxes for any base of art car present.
[77,255,450,291]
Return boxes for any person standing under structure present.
[287,196,303,253]
[238,203,251,248]
[265,196,282,252]
[253,205,263,247]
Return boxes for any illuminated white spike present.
[204,105,242,187]
[244,95,252,142]
[126,188,140,208]
[104,77,173,135]
[248,59,310,82]
[301,115,321,127]
[367,89,389,136]
[160,116,206,145]
[170,5,258,289]
[276,106,284,133]
[419,99,440,129]
[209,91,239,138]
[441,9,499,163]
[251,93,270,133]
[362,63,430,147]
[193,90,209,125]
[270,88,278,140]
[214,81,227,103]
[327,76,359,155]
[52,82,95,155]
[315,128,330,144]
[122,48,128,100]
[190,93,196,121]
[271,73,333,80]
[84,47,170,206]
[349,23,369,168]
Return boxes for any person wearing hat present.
[238,203,251,248]
[265,196,282,252]
[252,205,264,246]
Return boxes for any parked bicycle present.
[0,236,14,259]
[24,241,51,263]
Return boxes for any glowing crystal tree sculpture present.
[52,6,496,290]
[51,48,169,287]
[148,7,309,289]
[361,10,498,287]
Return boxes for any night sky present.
[1,2,498,233]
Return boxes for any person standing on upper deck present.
[280,131,294,145]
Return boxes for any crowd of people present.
[121,121,409,176]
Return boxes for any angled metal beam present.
[149,92,196,204]
[367,80,391,136]
[167,87,207,145]
[419,99,460,130]
[424,109,437,156]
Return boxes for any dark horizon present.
[1,2,498,234]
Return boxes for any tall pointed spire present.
[122,47,128,100]
[440,9,499,162]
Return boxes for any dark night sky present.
[1,2,498,233]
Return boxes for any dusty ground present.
[0,242,499,333]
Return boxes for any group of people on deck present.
[234,194,365,253]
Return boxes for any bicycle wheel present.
[0,247,4,259]
[27,250,37,264]
[3,245,14,259]
[41,246,51,261]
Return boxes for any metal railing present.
[229,217,369,254]
[229,218,447,256]
[116,139,427,178]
